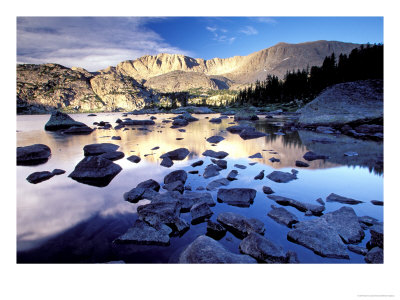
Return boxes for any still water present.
[16,113,383,263]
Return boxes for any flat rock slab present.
[114,219,172,246]
[17,144,51,166]
[303,151,329,161]
[266,171,297,183]
[239,232,288,263]
[44,111,88,131]
[83,143,119,156]
[26,171,55,184]
[202,150,229,159]
[69,156,122,187]
[203,164,220,179]
[99,151,125,161]
[206,178,230,191]
[160,148,189,160]
[164,170,187,184]
[178,191,216,212]
[287,218,349,259]
[234,164,247,169]
[267,205,299,228]
[127,155,141,163]
[267,195,325,216]
[249,153,262,158]
[326,193,364,205]
[322,206,365,244]
[217,188,257,207]
[207,136,225,143]
[217,212,265,239]
[190,202,213,224]
[178,235,257,263]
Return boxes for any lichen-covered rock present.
[178,235,257,264]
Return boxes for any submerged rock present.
[83,143,119,156]
[267,195,325,216]
[114,219,172,246]
[17,144,51,166]
[217,188,257,207]
[210,159,227,169]
[160,148,190,161]
[206,136,225,144]
[44,111,89,131]
[26,171,55,184]
[303,151,329,161]
[267,205,299,228]
[178,235,256,263]
[326,193,364,205]
[266,171,297,183]
[217,212,265,239]
[202,150,229,159]
[206,178,230,191]
[239,232,288,263]
[69,156,122,187]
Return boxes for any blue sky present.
[17,17,383,72]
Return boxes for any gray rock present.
[83,143,119,156]
[191,202,213,224]
[178,191,215,212]
[226,125,253,133]
[206,178,230,191]
[99,151,125,161]
[321,206,365,244]
[234,111,259,121]
[203,164,220,179]
[239,232,288,263]
[297,80,383,126]
[160,157,173,167]
[267,205,299,228]
[371,200,383,206]
[254,170,265,180]
[206,220,227,240]
[234,164,247,169]
[127,155,141,163]
[206,136,225,144]
[114,219,172,246]
[211,159,227,169]
[172,118,189,127]
[364,247,383,263]
[111,136,121,140]
[369,224,383,249]
[249,152,262,159]
[347,245,368,256]
[160,148,190,160]
[326,193,364,205]
[178,235,257,263]
[51,169,66,175]
[188,170,198,174]
[191,160,204,167]
[266,171,297,183]
[217,188,257,207]
[44,111,89,131]
[124,187,148,203]
[209,118,222,123]
[316,198,325,205]
[136,179,160,192]
[287,218,349,259]
[173,112,199,122]
[121,119,155,126]
[26,171,55,184]
[303,151,329,161]
[69,156,122,187]
[269,157,280,162]
[62,125,93,134]
[17,144,51,166]
[358,216,381,227]
[202,150,229,159]
[217,212,265,239]
[164,170,187,184]
[262,186,274,194]
[151,146,160,150]
[227,170,238,181]
[295,160,309,167]
[163,180,185,194]
[267,195,325,216]
[239,128,267,140]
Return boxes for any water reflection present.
[17,113,383,263]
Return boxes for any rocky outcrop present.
[44,111,90,131]
[297,80,383,126]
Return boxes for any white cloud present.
[206,26,217,32]
[17,17,194,71]
[256,17,277,24]
[206,25,235,44]
[239,26,258,35]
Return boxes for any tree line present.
[233,43,383,106]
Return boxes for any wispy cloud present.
[206,26,217,32]
[256,17,277,24]
[17,17,194,71]
[205,25,235,44]
[239,26,258,35]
